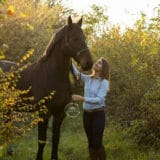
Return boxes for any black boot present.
[89,147,98,160]
[97,145,106,160]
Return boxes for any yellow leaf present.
[9,5,14,10]
[7,5,15,16]
[27,23,34,31]
[20,12,27,18]
[22,55,27,61]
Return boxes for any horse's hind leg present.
[36,116,49,160]
[51,112,65,160]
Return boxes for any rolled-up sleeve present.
[84,80,109,104]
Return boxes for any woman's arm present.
[72,94,84,102]
[71,63,89,83]
[72,80,109,104]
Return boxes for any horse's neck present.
[44,45,70,79]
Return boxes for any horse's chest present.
[54,84,70,97]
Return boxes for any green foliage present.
[0,0,69,61]
[149,6,160,32]
[85,5,160,147]
[0,44,8,59]
[130,77,160,148]
[0,0,159,154]
[0,50,55,157]
[2,117,160,160]
[82,4,108,46]
[0,0,7,5]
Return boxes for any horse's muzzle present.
[82,61,93,71]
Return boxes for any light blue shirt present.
[72,64,109,110]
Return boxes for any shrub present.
[0,0,68,61]
[0,49,54,149]
[129,77,160,148]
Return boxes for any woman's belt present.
[84,108,105,113]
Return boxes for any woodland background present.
[0,0,160,159]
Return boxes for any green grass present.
[2,111,160,160]
[104,122,160,160]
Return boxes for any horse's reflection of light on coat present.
[0,16,93,160]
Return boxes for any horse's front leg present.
[36,115,49,160]
[51,112,65,160]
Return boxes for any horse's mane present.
[40,26,66,62]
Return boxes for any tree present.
[82,5,109,48]
[83,5,160,147]
[0,0,70,61]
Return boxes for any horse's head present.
[64,16,93,71]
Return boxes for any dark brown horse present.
[0,16,93,160]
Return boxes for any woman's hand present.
[72,94,84,102]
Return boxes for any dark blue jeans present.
[83,110,105,150]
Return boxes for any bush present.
[84,7,160,147]
[0,50,53,150]
[130,77,160,148]
[0,0,69,61]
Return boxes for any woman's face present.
[92,58,102,72]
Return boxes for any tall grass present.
[2,110,160,160]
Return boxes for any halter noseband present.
[64,26,89,57]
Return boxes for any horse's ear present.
[68,16,73,26]
[77,16,83,27]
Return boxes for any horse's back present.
[0,60,16,72]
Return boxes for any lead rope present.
[64,61,81,118]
